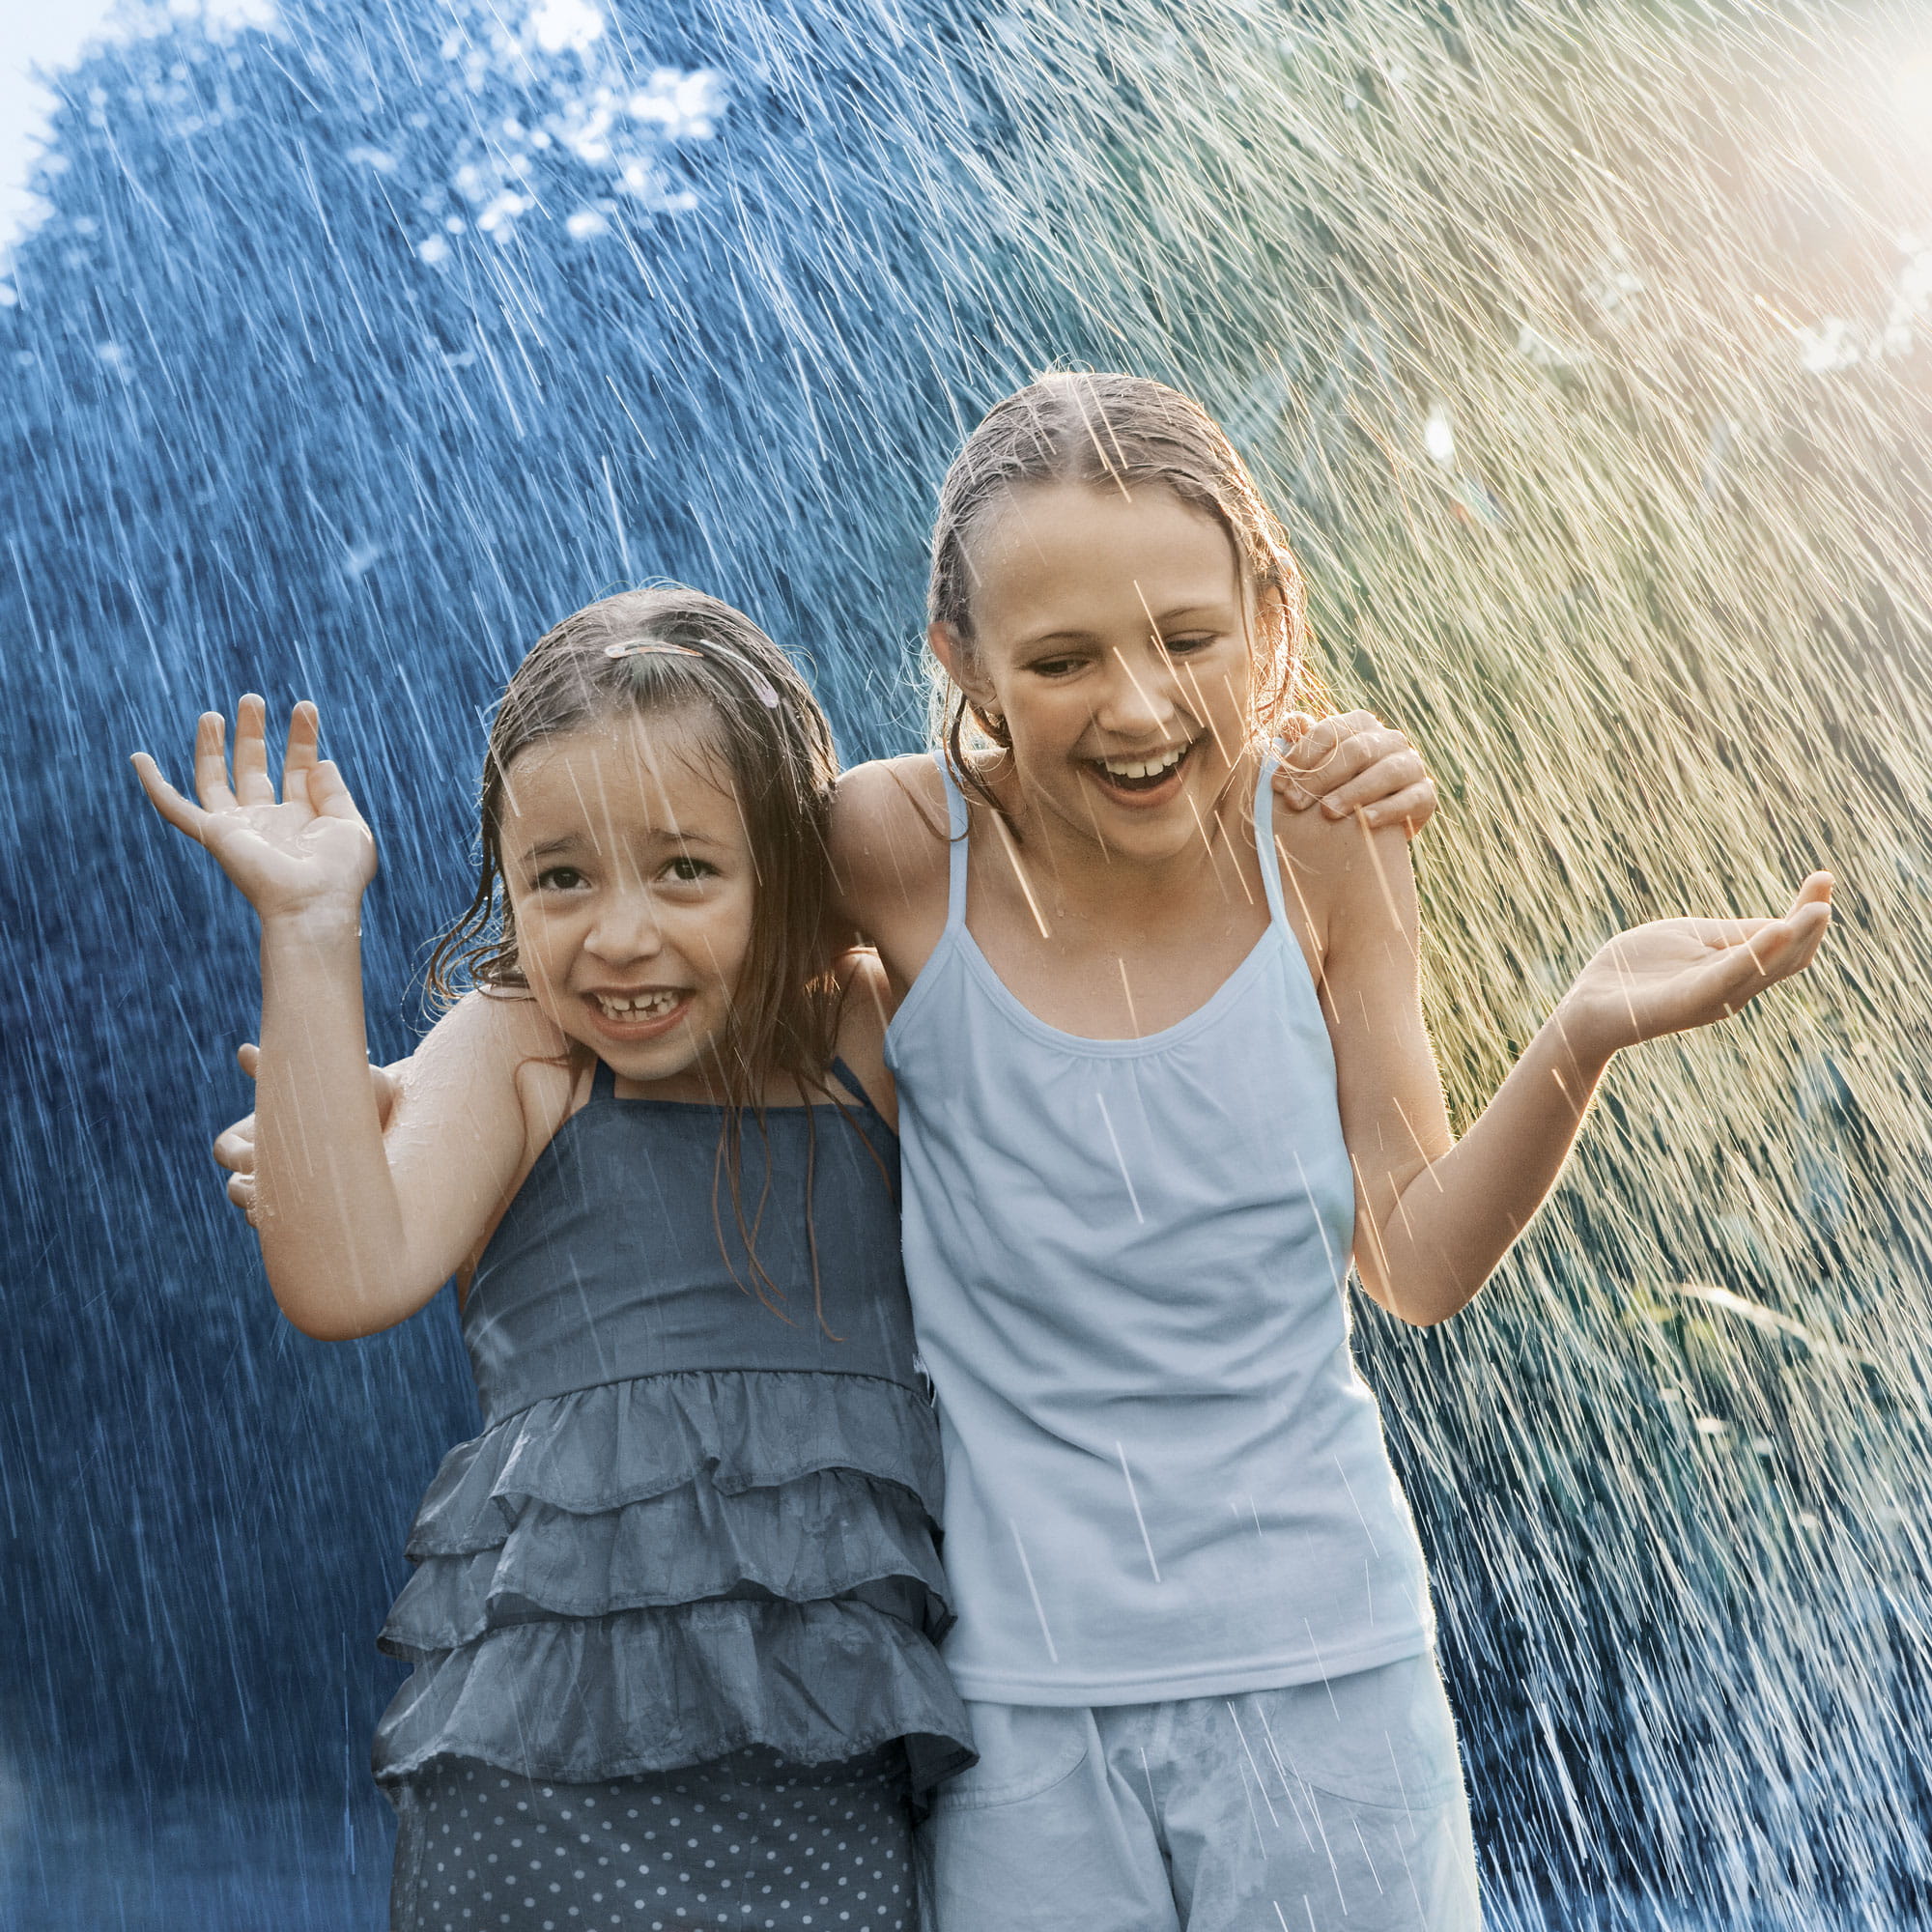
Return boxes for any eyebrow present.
[521,838,586,864]
[1018,605,1233,649]
[515,828,728,864]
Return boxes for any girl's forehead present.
[969,480,1243,630]
[502,710,740,836]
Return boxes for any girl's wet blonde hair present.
[926,371,1317,817]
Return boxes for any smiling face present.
[498,706,755,1092]
[937,478,1261,862]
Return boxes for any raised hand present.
[131,696,376,922]
[1275,709,1436,835]
[1556,873,1833,1061]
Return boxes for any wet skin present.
[500,709,756,1100]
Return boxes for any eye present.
[533,865,587,892]
[666,855,717,883]
[1030,653,1086,678]
[1164,633,1219,656]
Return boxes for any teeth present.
[594,991,681,1021]
[1098,745,1187,781]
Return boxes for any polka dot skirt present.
[389,1746,915,1932]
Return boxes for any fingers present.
[237,1042,259,1078]
[1749,876,1833,983]
[1362,781,1437,837]
[1281,710,1379,776]
[232,694,273,806]
[281,701,321,804]
[213,1118,258,1175]
[1318,748,1432,821]
[191,709,239,812]
[129,752,212,841]
[306,758,369,825]
[1712,895,1833,1009]
[1279,713,1421,815]
[225,1172,259,1225]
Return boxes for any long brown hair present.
[926,371,1320,818]
[427,584,851,1322]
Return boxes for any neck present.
[982,747,1264,931]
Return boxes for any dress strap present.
[589,1058,619,1102]
[1253,748,1292,931]
[929,750,970,931]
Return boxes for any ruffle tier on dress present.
[372,1368,974,1800]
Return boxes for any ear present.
[926,620,998,711]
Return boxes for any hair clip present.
[692,639,784,710]
[604,636,782,710]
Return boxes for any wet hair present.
[926,371,1318,816]
[426,585,852,1322]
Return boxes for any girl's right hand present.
[131,696,376,923]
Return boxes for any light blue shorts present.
[919,1652,1481,1932]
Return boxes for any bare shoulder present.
[1267,794,1418,983]
[828,948,898,1131]
[830,756,947,892]
[406,988,580,1149]
[828,754,952,974]
[417,986,567,1065]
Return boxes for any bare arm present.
[134,697,555,1339]
[826,754,952,993]
[1305,810,1832,1325]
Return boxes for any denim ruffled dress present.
[370,1060,974,1806]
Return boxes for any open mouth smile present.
[1087,737,1198,798]
[584,988,693,1037]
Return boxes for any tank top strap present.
[1253,745,1292,931]
[929,751,970,931]
[589,1058,619,1102]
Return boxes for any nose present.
[583,884,665,965]
[1096,641,1181,740]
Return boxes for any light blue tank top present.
[884,753,1435,1705]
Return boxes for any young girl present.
[132,588,977,1932]
[206,378,1827,1929]
[819,372,1832,1930]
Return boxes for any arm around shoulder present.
[827,755,952,988]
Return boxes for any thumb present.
[237,1041,259,1081]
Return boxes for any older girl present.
[209,377,1824,1930]
[135,588,974,1932]
[827,373,1831,1930]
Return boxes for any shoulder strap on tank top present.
[1254,747,1292,930]
[929,750,970,931]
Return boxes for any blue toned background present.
[7,0,1932,1924]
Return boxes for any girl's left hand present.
[1275,710,1436,835]
[1557,873,1834,1062]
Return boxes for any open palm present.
[1561,873,1833,1056]
[131,696,377,922]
